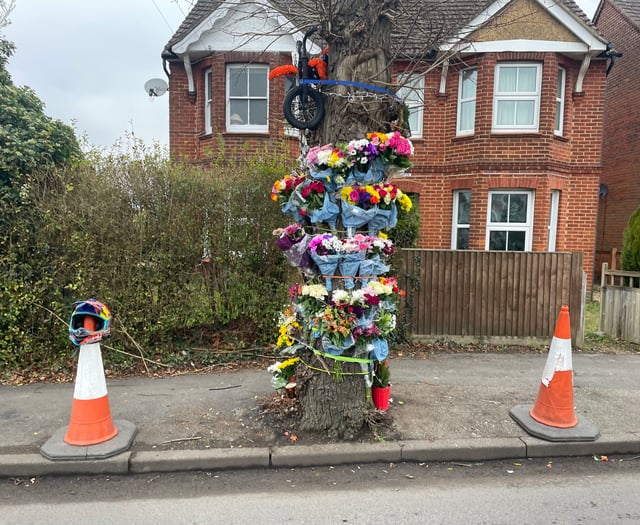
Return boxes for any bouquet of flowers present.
[275,305,302,348]
[338,235,369,289]
[345,138,385,185]
[289,179,339,229]
[367,131,414,172]
[268,356,300,390]
[292,282,329,318]
[340,184,381,235]
[306,143,353,189]
[309,233,343,290]
[312,304,357,355]
[271,172,306,206]
[273,223,314,275]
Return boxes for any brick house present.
[162,0,609,286]
[594,0,640,273]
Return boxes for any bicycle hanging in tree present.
[269,27,404,131]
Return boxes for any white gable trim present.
[441,0,607,55]
[172,0,302,55]
[452,39,594,54]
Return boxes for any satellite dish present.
[144,78,168,97]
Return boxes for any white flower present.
[302,284,328,299]
[332,290,349,303]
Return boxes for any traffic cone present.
[64,315,118,446]
[510,305,599,442]
[529,305,578,428]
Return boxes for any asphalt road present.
[2,456,639,524]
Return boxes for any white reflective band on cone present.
[73,343,109,400]
[540,336,572,387]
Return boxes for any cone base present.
[41,420,137,461]
[510,404,600,442]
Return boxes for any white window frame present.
[492,63,542,133]
[555,67,566,136]
[204,68,212,134]
[548,190,560,251]
[452,190,471,249]
[226,64,269,133]
[456,67,477,136]
[485,190,535,251]
[398,73,425,138]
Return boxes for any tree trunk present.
[310,0,398,145]
[294,2,399,438]
[297,349,369,439]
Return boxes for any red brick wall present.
[595,0,640,260]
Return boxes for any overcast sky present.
[3,0,600,151]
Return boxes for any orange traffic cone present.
[510,305,599,442]
[64,316,118,446]
[529,305,578,428]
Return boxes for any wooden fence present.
[599,264,640,344]
[396,250,585,345]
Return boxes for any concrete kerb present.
[4,434,640,477]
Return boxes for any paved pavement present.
[1,352,639,477]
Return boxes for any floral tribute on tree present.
[269,131,413,410]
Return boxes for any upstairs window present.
[398,73,425,138]
[555,67,566,136]
[204,68,212,134]
[457,67,477,135]
[226,64,269,132]
[486,190,534,251]
[492,63,541,133]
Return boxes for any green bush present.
[621,206,640,272]
[0,140,293,375]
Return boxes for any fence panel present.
[397,250,584,345]
[599,264,640,344]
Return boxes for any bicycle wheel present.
[283,86,325,129]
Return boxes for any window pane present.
[249,68,267,97]
[498,67,517,92]
[507,231,526,251]
[555,101,562,130]
[229,68,247,96]
[457,190,471,224]
[249,99,268,125]
[557,69,564,98]
[491,194,509,223]
[489,230,506,250]
[230,100,248,124]
[456,228,469,250]
[517,67,537,92]
[461,68,477,98]
[515,100,535,125]
[497,100,516,125]
[460,101,475,132]
[508,194,528,223]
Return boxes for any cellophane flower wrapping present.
[359,255,390,285]
[367,204,398,234]
[338,250,366,289]
[341,201,378,230]
[309,192,339,230]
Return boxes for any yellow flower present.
[398,193,413,212]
